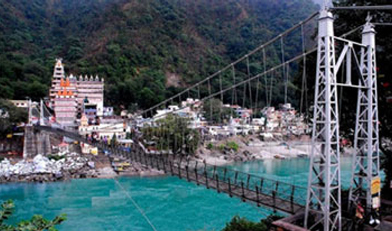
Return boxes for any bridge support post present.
[186,165,189,181]
[290,185,295,212]
[305,9,341,231]
[178,161,182,179]
[260,178,264,193]
[195,167,199,185]
[216,174,220,193]
[256,186,260,207]
[228,178,232,197]
[169,161,173,175]
[205,167,209,189]
[23,125,37,159]
[162,155,167,173]
[195,161,199,185]
[23,126,52,158]
[241,181,245,202]
[349,18,381,215]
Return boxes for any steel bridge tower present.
[305,9,341,231]
[304,4,381,229]
[348,17,381,215]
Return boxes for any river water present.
[0,157,357,231]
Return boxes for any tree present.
[0,0,317,112]
[0,200,66,231]
[142,114,200,155]
[221,215,282,231]
[203,98,234,124]
[0,99,27,139]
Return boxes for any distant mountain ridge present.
[0,0,317,109]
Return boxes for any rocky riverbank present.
[195,134,355,166]
[0,150,168,183]
[0,153,99,183]
[1,134,360,183]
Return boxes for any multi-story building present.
[76,74,104,117]
[53,76,78,129]
[49,59,104,129]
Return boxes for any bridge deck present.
[35,125,305,215]
[131,143,304,215]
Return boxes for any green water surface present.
[0,157,357,231]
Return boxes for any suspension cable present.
[247,56,253,111]
[300,24,306,114]
[139,11,319,115]
[284,63,289,105]
[268,70,274,106]
[373,22,392,26]
[219,73,223,124]
[141,21,366,121]
[262,48,268,106]
[331,5,392,11]
[150,47,317,121]
[208,78,212,124]
[254,72,260,114]
[281,36,286,95]
[231,65,236,108]
[242,59,247,108]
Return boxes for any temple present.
[49,59,105,129]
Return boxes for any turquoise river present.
[0,157,357,231]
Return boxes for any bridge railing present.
[35,125,307,213]
[141,150,308,208]
[197,162,307,206]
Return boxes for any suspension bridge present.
[25,2,392,231]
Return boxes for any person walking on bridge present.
[354,202,365,230]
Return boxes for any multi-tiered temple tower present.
[49,59,104,129]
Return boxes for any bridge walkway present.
[35,125,306,215]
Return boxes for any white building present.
[79,122,129,141]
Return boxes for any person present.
[355,202,365,230]
[369,208,381,226]
[356,202,364,219]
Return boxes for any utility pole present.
[304,8,341,231]
[349,14,381,217]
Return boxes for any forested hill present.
[0,0,317,109]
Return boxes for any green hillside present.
[0,0,317,109]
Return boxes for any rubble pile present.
[0,153,98,183]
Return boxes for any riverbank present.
[196,134,355,166]
[0,134,359,183]
[0,151,166,183]
[0,152,99,183]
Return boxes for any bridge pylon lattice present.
[348,17,381,215]
[304,9,341,231]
